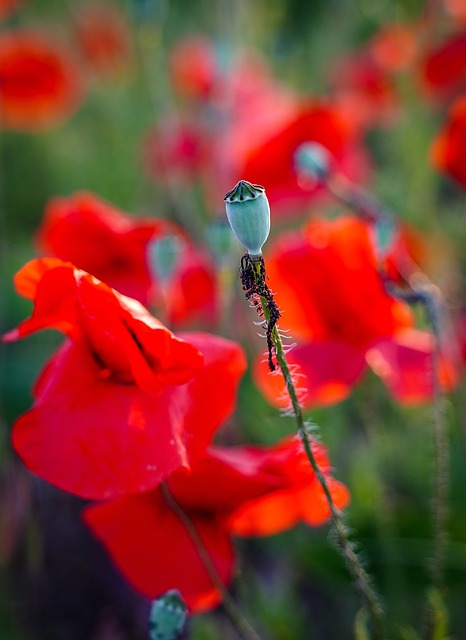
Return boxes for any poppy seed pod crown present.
[224,180,270,260]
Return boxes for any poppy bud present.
[294,142,332,182]
[149,589,188,640]
[224,180,270,260]
[148,235,184,282]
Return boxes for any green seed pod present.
[224,180,270,260]
[294,142,332,182]
[149,589,188,640]
[147,235,184,282]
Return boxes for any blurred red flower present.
[255,216,457,406]
[420,29,466,99]
[253,216,424,408]
[84,437,349,612]
[329,50,398,130]
[236,103,370,216]
[73,2,131,75]
[431,94,466,187]
[36,191,218,326]
[169,35,217,101]
[0,29,85,130]
[4,259,246,499]
[366,329,458,405]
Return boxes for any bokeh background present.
[1,0,466,638]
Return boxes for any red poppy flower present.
[84,438,349,611]
[254,216,415,408]
[0,30,85,131]
[168,36,217,101]
[370,24,417,74]
[142,116,211,184]
[36,191,218,325]
[444,0,466,24]
[329,51,398,131]
[236,102,370,216]
[73,2,131,75]
[4,258,246,499]
[421,29,466,98]
[36,192,166,306]
[431,95,466,187]
[366,329,459,404]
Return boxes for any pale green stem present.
[252,261,385,640]
[161,484,262,640]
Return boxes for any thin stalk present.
[160,484,262,640]
[423,291,450,640]
[251,260,385,640]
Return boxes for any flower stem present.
[422,290,450,639]
[160,484,262,640]
[250,258,385,640]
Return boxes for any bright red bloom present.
[421,29,466,99]
[73,2,131,75]
[36,192,169,306]
[84,438,349,611]
[237,103,370,216]
[431,95,466,187]
[0,30,85,131]
[366,329,458,404]
[36,191,218,325]
[254,216,417,408]
[4,259,246,499]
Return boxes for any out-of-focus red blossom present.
[144,43,298,199]
[0,0,25,22]
[329,51,398,131]
[431,95,466,186]
[84,438,349,611]
[36,191,217,326]
[366,329,458,404]
[370,24,418,73]
[142,116,211,183]
[444,0,466,23]
[73,2,131,75]
[169,36,217,100]
[420,29,466,98]
[237,103,370,216]
[37,192,164,305]
[254,216,426,408]
[254,341,367,410]
[3,258,246,499]
[0,30,85,131]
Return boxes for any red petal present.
[12,332,246,499]
[84,489,235,612]
[254,340,367,409]
[12,342,192,499]
[178,333,247,460]
[366,329,458,405]
[3,261,81,342]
